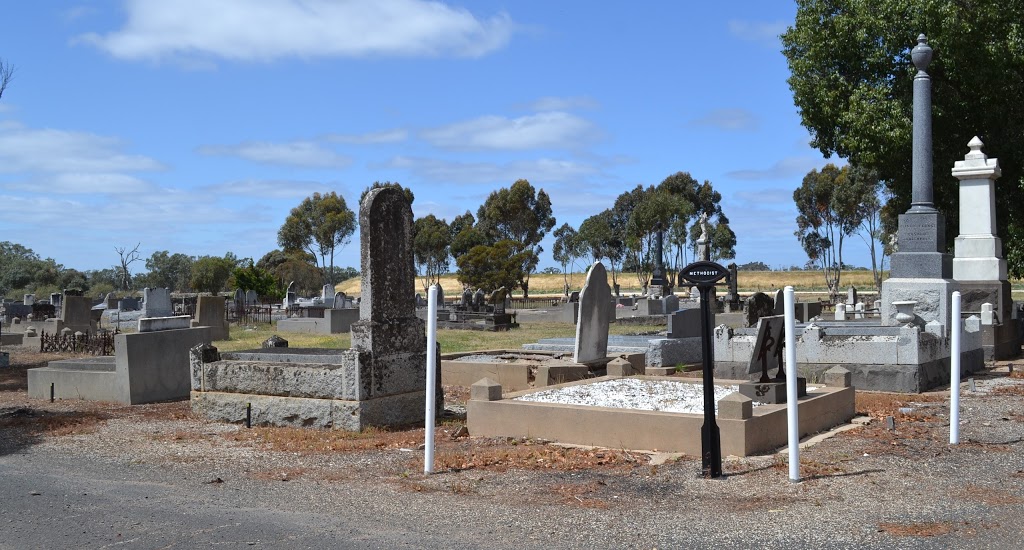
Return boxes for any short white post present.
[424,284,438,473]
[784,286,800,481]
[950,291,961,445]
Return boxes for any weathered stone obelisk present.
[951,137,1019,358]
[880,34,957,329]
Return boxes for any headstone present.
[847,286,858,307]
[664,294,680,313]
[233,288,245,307]
[435,284,444,308]
[744,292,774,328]
[322,284,335,307]
[473,288,485,311]
[349,185,437,417]
[488,287,508,315]
[668,308,702,338]
[333,291,347,309]
[690,287,699,300]
[60,295,93,330]
[772,289,785,316]
[194,296,228,341]
[141,288,172,318]
[854,302,865,319]
[568,291,580,303]
[23,294,34,306]
[573,262,612,363]
[50,293,62,310]
[835,303,847,321]
[980,302,994,325]
[739,314,807,403]
[461,287,473,308]
[245,290,258,305]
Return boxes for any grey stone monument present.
[141,288,172,318]
[573,261,612,364]
[695,212,711,262]
[951,137,1019,358]
[350,186,438,419]
[649,222,668,298]
[880,34,957,328]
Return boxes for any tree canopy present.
[782,0,1024,275]
[413,214,451,292]
[471,179,556,298]
[278,192,356,285]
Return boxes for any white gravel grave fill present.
[514,378,751,414]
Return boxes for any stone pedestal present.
[880,278,956,327]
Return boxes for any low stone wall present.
[276,309,359,334]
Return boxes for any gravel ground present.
[1,348,1022,549]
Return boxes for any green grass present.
[216,320,666,354]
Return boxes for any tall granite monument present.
[880,34,957,329]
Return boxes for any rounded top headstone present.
[911,34,932,71]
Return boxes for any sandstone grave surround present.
[28,326,212,404]
[438,349,632,391]
[467,374,855,456]
[191,186,435,430]
[711,317,983,393]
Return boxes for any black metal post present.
[50,382,55,403]
[699,285,722,478]
[246,402,252,428]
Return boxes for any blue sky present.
[0,1,861,275]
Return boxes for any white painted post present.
[424,284,438,473]
[784,286,800,482]
[950,291,961,445]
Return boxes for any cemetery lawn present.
[216,321,666,354]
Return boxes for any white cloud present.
[200,179,332,199]
[0,125,164,174]
[519,96,600,112]
[725,157,826,181]
[385,156,597,184]
[326,128,408,145]
[197,141,351,168]
[727,19,788,48]
[78,0,515,62]
[420,112,599,151]
[689,108,759,131]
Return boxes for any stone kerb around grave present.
[573,261,611,364]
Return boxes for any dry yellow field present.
[336,270,888,296]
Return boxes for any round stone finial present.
[911,33,932,71]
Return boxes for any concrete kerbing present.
[776,420,868,454]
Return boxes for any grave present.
[276,307,359,334]
[573,262,612,364]
[38,294,96,337]
[440,349,623,391]
[27,325,212,404]
[191,296,230,341]
[141,288,173,318]
[950,137,1020,359]
[467,371,854,456]
[191,186,436,430]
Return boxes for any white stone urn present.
[892,300,918,325]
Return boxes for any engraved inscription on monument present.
[897,214,941,253]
